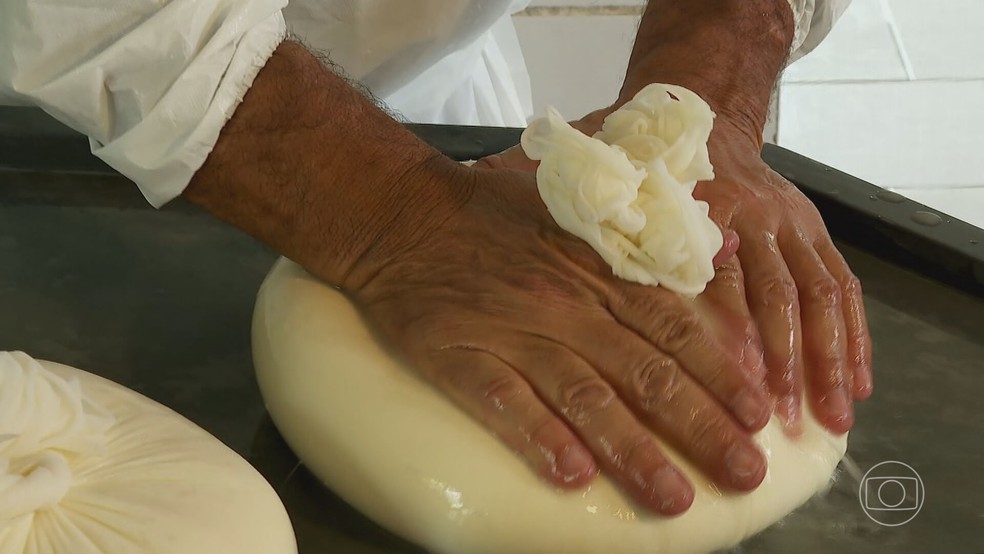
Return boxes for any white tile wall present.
[887,0,984,79]
[783,0,909,82]
[778,79,984,189]
[514,15,639,120]
[778,0,984,229]
[528,0,644,7]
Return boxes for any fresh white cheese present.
[0,351,296,554]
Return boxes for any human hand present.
[346,164,771,514]
[479,109,741,268]
[480,108,872,436]
[693,120,873,436]
[180,40,767,514]
[597,0,874,434]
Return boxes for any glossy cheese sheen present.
[252,259,848,554]
[0,352,297,554]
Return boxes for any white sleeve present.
[785,0,853,63]
[0,1,287,207]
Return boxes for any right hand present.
[347,162,772,515]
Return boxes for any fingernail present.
[724,443,764,488]
[648,466,694,515]
[557,445,595,482]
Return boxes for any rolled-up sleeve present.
[786,0,852,63]
[0,1,287,207]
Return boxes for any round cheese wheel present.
[253,259,847,554]
[0,351,296,554]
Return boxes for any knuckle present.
[842,274,863,297]
[759,275,797,306]
[511,271,591,306]
[652,311,702,353]
[480,374,527,411]
[524,413,566,447]
[629,358,681,410]
[804,277,842,308]
[707,204,733,226]
[614,432,654,468]
[557,376,616,423]
[714,262,743,287]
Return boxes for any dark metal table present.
[1,110,982,553]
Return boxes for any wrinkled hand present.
[484,112,873,436]
[694,121,873,435]
[349,164,770,514]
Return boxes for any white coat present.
[0,0,849,206]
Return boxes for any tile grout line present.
[879,0,917,80]
[515,5,644,17]
[784,76,984,85]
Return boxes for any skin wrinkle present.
[518,329,691,434]
[182,0,871,518]
[186,41,468,291]
[605,292,769,430]
[487,333,707,506]
[554,321,768,490]
[427,347,596,486]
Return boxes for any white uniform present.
[0,0,848,207]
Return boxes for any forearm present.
[619,1,795,141]
[184,41,468,289]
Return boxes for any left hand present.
[479,111,873,436]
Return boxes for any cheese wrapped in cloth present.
[0,351,296,554]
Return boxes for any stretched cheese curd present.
[0,351,296,554]
[522,84,722,297]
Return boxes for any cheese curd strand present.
[522,84,722,296]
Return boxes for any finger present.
[564,321,767,491]
[816,240,873,400]
[697,254,767,384]
[737,229,804,435]
[605,283,771,431]
[713,229,741,267]
[499,338,696,515]
[779,233,853,434]
[427,348,597,488]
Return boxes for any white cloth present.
[283,0,533,126]
[787,0,852,63]
[0,0,847,207]
[0,0,288,207]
